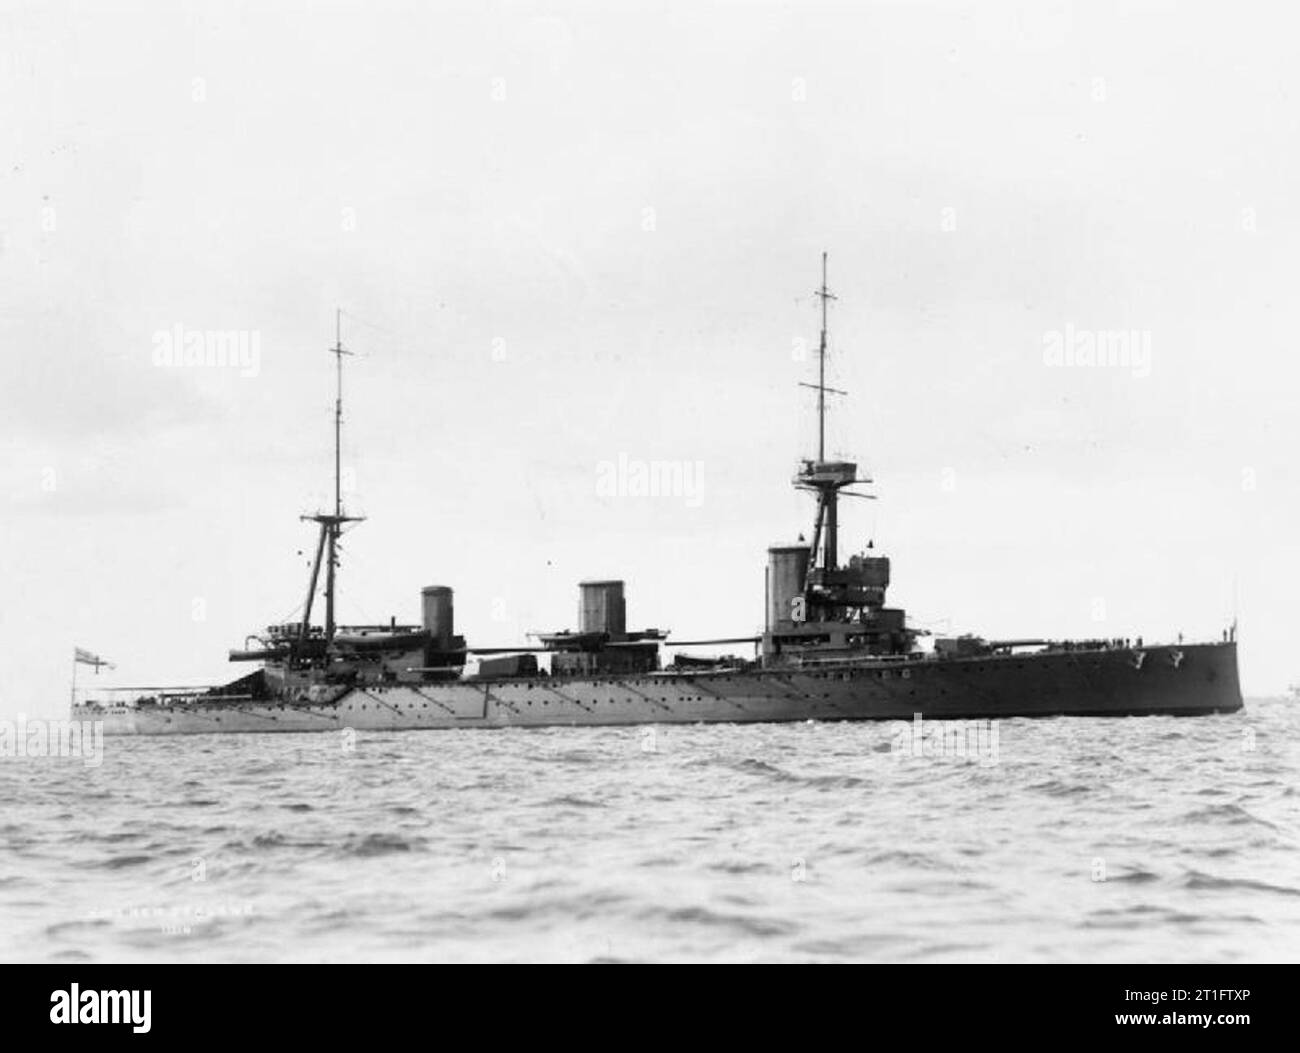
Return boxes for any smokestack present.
[766,544,810,632]
[579,580,626,636]
[421,586,454,650]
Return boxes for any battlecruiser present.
[74,260,1242,734]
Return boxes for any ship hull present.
[76,642,1242,735]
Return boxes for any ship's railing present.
[787,654,916,670]
[73,685,239,708]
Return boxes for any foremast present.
[763,254,909,662]
[794,254,877,620]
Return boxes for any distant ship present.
[74,258,1242,734]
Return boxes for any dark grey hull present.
[75,641,1242,735]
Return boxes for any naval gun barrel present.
[663,636,762,647]
[229,647,288,662]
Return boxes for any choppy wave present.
[0,699,1297,962]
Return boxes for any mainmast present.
[334,308,344,520]
[325,309,351,640]
[298,310,363,652]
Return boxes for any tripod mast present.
[299,310,363,651]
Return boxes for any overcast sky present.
[2,0,1297,714]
